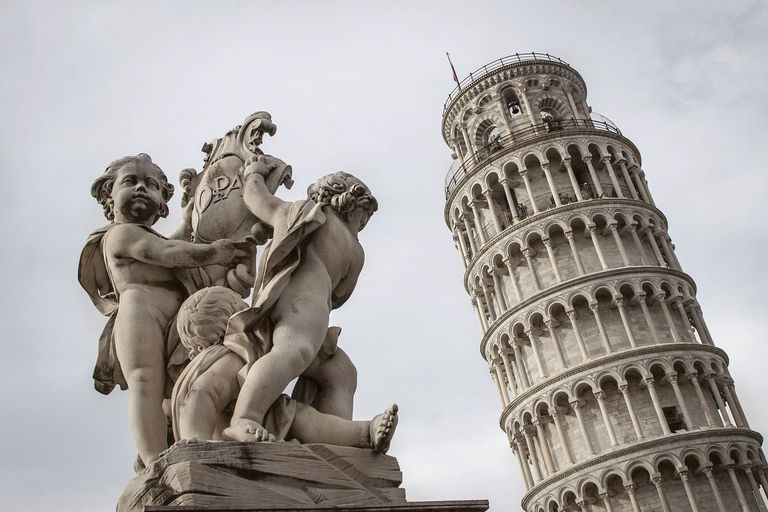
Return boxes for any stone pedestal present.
[118,442,488,512]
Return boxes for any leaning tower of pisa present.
[442,53,768,512]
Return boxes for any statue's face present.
[112,162,166,224]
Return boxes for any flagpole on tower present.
[446,52,461,90]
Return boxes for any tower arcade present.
[441,53,768,512]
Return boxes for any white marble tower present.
[441,53,768,512]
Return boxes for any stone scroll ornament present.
[177,111,294,297]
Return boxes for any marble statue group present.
[78,112,398,471]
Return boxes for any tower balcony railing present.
[445,119,623,197]
[443,52,570,113]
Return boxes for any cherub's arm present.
[108,224,250,269]
[241,157,291,228]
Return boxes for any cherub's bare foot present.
[370,404,398,454]
[222,419,276,443]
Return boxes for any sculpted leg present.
[113,310,168,466]
[227,294,330,441]
[287,403,398,452]
[298,342,357,420]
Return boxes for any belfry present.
[441,53,768,511]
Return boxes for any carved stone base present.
[118,442,488,512]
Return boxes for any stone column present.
[706,375,733,427]
[511,443,531,490]
[460,213,478,255]
[655,293,681,342]
[618,159,640,200]
[499,349,518,399]
[564,229,586,275]
[490,368,508,407]
[483,189,503,234]
[602,156,624,197]
[566,309,590,360]
[470,297,487,333]
[589,302,613,353]
[688,304,713,345]
[525,328,548,379]
[519,169,539,214]
[599,491,615,512]
[703,466,727,512]
[512,340,531,388]
[637,293,662,344]
[722,380,746,428]
[490,269,508,312]
[502,257,523,302]
[668,375,693,430]
[594,390,619,447]
[513,437,534,489]
[542,237,563,282]
[726,381,750,429]
[500,178,520,223]
[545,319,567,369]
[652,474,672,512]
[453,230,471,267]
[521,247,542,291]
[628,223,649,265]
[659,233,683,270]
[565,89,581,119]
[619,383,644,441]
[609,222,631,266]
[742,464,768,512]
[522,426,543,481]
[694,306,716,345]
[673,297,696,342]
[624,483,641,512]
[550,410,574,465]
[563,158,583,201]
[541,161,561,207]
[519,87,538,130]
[480,282,497,322]
[614,297,638,348]
[582,156,605,197]
[638,170,656,206]
[530,433,549,477]
[570,399,596,455]
[688,372,717,428]
[645,377,672,435]
[630,165,652,204]
[725,463,751,512]
[458,124,473,158]
[757,466,768,502]
[643,227,667,267]
[469,200,487,245]
[534,419,557,474]
[587,224,609,270]
[678,470,701,512]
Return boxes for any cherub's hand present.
[211,239,256,264]
[243,155,279,180]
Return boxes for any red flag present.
[446,52,461,90]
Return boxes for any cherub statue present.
[221,156,382,444]
[78,154,253,467]
[170,286,397,452]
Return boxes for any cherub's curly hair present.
[90,153,174,222]
[177,286,248,358]
[307,172,378,220]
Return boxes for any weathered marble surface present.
[118,442,406,511]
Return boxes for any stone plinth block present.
[119,442,487,512]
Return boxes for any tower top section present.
[442,53,588,143]
[441,52,632,199]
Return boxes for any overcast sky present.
[1,1,767,511]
